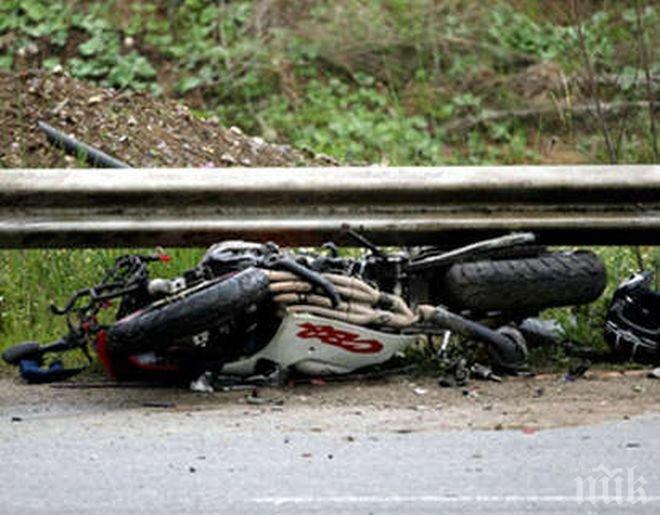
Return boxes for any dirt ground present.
[0,70,338,169]
[2,369,658,432]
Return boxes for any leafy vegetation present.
[0,0,658,361]
[1,0,657,163]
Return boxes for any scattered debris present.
[245,389,285,406]
[470,363,502,383]
[437,358,470,388]
[462,389,480,400]
[142,401,175,409]
[190,373,214,393]
[563,360,591,382]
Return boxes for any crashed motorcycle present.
[2,232,607,388]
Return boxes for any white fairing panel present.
[221,313,416,376]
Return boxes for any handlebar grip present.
[2,342,42,366]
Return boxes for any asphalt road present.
[0,396,658,515]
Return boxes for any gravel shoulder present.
[1,370,658,432]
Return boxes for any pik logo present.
[296,322,383,354]
[576,465,648,505]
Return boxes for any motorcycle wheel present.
[441,251,606,313]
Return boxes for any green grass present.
[1,0,657,165]
[0,248,204,347]
[547,246,659,349]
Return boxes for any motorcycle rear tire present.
[441,251,606,313]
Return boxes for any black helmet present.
[604,271,660,364]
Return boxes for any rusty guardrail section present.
[0,165,658,248]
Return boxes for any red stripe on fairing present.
[95,329,116,378]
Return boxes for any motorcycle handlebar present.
[1,334,84,366]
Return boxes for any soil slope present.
[0,70,338,169]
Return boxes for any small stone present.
[220,153,237,165]
[463,389,479,400]
[26,43,39,55]
[87,95,104,105]
[229,126,243,136]
[189,467,196,473]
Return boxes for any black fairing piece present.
[106,268,276,375]
[605,271,660,363]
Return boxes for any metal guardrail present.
[0,165,658,248]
